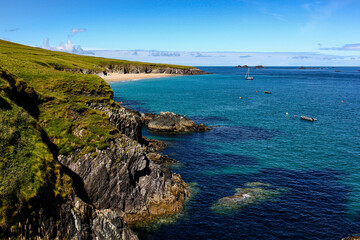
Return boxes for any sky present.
[1,0,360,66]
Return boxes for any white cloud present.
[148,50,180,57]
[70,28,86,37]
[41,38,94,55]
[90,49,360,66]
[293,56,312,59]
[41,38,51,49]
[319,43,360,51]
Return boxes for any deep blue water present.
[110,67,360,240]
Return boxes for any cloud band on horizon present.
[320,43,360,51]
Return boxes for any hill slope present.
[0,40,195,239]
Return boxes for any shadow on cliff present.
[40,128,92,204]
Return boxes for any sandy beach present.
[101,73,180,82]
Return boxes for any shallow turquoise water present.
[111,67,360,239]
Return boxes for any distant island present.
[298,66,329,69]
[235,65,266,69]
[235,65,249,68]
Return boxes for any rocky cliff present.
[97,64,208,76]
[142,111,210,133]
[0,40,199,239]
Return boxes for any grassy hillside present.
[0,77,72,233]
[0,39,194,74]
[0,39,196,155]
[0,39,199,235]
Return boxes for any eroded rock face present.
[28,194,137,240]
[93,209,139,240]
[87,102,142,142]
[147,152,178,165]
[142,112,210,133]
[58,135,189,225]
[100,65,209,76]
[142,136,167,153]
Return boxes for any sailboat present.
[245,68,254,80]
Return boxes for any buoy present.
[341,100,344,103]
[256,91,258,92]
[286,112,288,115]
[239,97,242,99]
[293,115,296,117]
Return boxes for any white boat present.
[245,68,253,80]
[301,116,317,122]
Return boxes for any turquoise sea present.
[110,67,360,239]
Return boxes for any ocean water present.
[110,67,360,240]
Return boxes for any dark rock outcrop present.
[342,237,360,240]
[105,65,208,76]
[141,112,157,126]
[87,102,143,142]
[16,193,138,240]
[142,112,210,133]
[254,65,266,69]
[58,135,189,225]
[0,41,199,239]
[93,65,209,77]
[147,152,178,165]
[197,123,210,132]
[92,209,138,240]
[142,136,167,153]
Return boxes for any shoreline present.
[101,73,181,82]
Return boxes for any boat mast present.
[245,67,250,78]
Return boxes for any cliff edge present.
[0,40,199,239]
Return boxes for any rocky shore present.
[142,112,210,133]
[0,43,209,239]
[97,65,208,76]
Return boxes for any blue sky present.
[1,0,359,66]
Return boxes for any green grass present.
[0,39,194,74]
[0,39,198,155]
[0,39,199,235]
[0,93,72,232]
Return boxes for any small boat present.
[264,91,272,94]
[301,116,317,122]
[245,68,253,80]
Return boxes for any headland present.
[0,39,207,239]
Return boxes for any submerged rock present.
[342,237,360,240]
[142,112,210,133]
[211,182,287,214]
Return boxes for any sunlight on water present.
[111,67,360,240]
